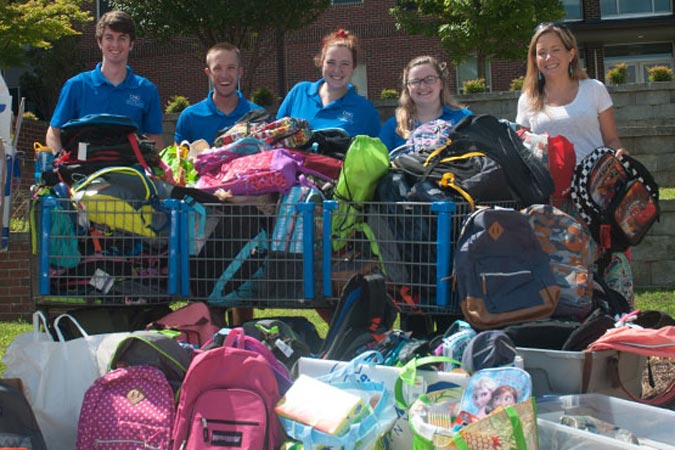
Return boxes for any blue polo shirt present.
[50,63,163,135]
[276,79,381,137]
[174,90,263,145]
[379,105,473,151]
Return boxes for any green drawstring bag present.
[331,135,389,252]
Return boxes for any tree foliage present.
[390,0,565,79]
[0,0,91,68]
[20,35,86,120]
[109,0,330,94]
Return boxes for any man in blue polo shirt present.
[174,42,263,146]
[46,11,163,151]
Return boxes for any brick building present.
[5,0,673,115]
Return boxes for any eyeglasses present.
[534,22,568,33]
[407,75,440,87]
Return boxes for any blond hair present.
[523,24,588,111]
[395,56,463,140]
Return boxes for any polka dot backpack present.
[75,365,175,450]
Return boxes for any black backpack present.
[321,273,398,361]
[571,146,660,252]
[43,114,161,186]
[0,380,48,450]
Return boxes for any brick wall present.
[0,233,33,321]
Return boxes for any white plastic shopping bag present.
[3,312,103,450]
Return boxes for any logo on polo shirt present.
[338,110,354,124]
[126,94,144,109]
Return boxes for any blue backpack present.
[453,207,561,330]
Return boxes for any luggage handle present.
[608,353,675,406]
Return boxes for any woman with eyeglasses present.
[276,29,381,137]
[379,55,471,151]
[516,22,628,161]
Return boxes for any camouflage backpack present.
[521,204,598,321]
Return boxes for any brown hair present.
[395,55,463,139]
[96,10,136,43]
[206,42,242,67]
[314,29,359,69]
[523,23,588,111]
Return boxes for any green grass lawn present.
[1,290,673,377]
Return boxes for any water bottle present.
[33,142,54,184]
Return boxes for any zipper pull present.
[482,274,487,295]
[202,417,209,442]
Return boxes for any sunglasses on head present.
[535,22,568,33]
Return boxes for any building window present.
[562,0,583,21]
[97,0,112,19]
[456,56,492,94]
[331,0,363,5]
[605,42,674,83]
[601,0,671,18]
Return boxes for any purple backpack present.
[171,343,284,450]
[76,365,175,450]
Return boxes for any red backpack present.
[171,343,284,450]
[76,365,175,450]
[145,301,219,348]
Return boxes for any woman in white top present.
[516,22,628,161]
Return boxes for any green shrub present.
[165,95,190,114]
[251,86,277,106]
[509,76,524,91]
[647,65,674,82]
[462,78,487,94]
[379,88,398,100]
[22,111,39,121]
[607,63,628,85]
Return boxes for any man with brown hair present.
[46,10,163,151]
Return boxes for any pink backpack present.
[76,365,175,450]
[203,327,293,394]
[146,301,220,348]
[195,148,328,195]
[171,344,284,450]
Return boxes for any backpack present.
[188,204,273,302]
[195,148,329,195]
[299,127,353,160]
[109,331,194,395]
[214,116,311,149]
[75,365,175,450]
[241,318,314,371]
[571,146,660,252]
[517,129,576,204]
[146,301,220,348]
[171,344,285,450]
[446,114,555,206]
[331,135,390,252]
[405,118,454,154]
[321,273,399,361]
[44,113,162,186]
[453,207,561,330]
[71,166,167,238]
[0,380,48,450]
[521,204,598,321]
[204,328,293,394]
